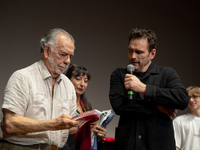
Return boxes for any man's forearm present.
[3,109,56,134]
[2,108,78,135]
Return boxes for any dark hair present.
[65,64,91,111]
[128,28,157,52]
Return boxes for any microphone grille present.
[127,64,135,72]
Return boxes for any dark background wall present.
[0,0,199,138]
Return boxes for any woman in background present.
[61,64,106,150]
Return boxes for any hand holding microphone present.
[125,64,146,99]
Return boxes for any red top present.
[105,137,115,142]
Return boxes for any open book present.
[72,110,99,122]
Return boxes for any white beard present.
[48,56,63,75]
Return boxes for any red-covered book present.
[72,110,99,122]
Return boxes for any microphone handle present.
[128,90,134,100]
[128,70,134,100]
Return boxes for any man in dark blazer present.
[109,28,189,150]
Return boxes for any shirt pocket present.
[58,98,70,115]
[28,92,48,120]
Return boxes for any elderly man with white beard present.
[0,28,79,150]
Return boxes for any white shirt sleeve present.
[2,70,29,116]
[173,118,182,149]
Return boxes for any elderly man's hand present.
[54,114,79,130]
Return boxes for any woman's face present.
[70,74,88,97]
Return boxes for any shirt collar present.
[138,62,159,80]
[147,62,160,74]
[38,60,63,83]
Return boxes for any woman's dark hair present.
[64,64,91,111]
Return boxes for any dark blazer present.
[109,62,189,150]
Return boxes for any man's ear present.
[150,49,156,60]
[43,45,51,58]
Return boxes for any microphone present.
[127,64,135,100]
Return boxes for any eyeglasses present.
[189,95,200,99]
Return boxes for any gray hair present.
[40,28,75,53]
